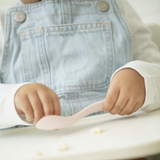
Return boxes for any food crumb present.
[57,143,68,151]
[91,127,103,134]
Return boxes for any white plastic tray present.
[0,109,160,160]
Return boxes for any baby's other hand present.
[14,83,61,124]
[103,68,145,115]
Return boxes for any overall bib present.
[0,0,133,129]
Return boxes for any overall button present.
[97,1,110,12]
[14,11,26,23]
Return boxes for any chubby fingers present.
[27,89,61,125]
[47,88,61,116]
[34,88,61,124]
[103,83,140,116]
[103,83,120,113]
[27,92,44,124]
[36,89,54,123]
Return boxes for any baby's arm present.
[103,0,160,114]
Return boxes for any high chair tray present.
[0,109,160,160]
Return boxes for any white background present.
[128,0,160,25]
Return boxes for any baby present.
[0,0,160,159]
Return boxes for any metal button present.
[14,11,26,23]
[97,1,110,12]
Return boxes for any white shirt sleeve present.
[0,10,34,129]
[115,0,160,112]
[0,83,34,129]
[0,0,160,129]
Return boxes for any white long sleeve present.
[0,0,160,129]
[0,83,34,129]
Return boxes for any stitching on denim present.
[108,23,113,77]
[75,92,80,112]
[44,46,51,89]
[60,95,105,103]
[7,12,120,27]
[40,30,50,87]
[112,0,133,59]
[56,86,108,94]
[28,23,108,29]
[20,24,111,39]
[68,2,71,24]
[107,29,112,79]
[54,82,106,89]
[22,41,33,81]
[65,0,70,24]
[54,82,107,93]
[20,22,109,33]
[21,29,106,39]
[9,2,57,11]
[61,0,64,24]
[103,24,113,83]
[9,1,99,11]
[37,32,45,84]
[68,93,74,114]
[0,13,12,80]
[21,39,27,81]
[111,0,132,42]
[22,27,109,36]
[9,0,116,11]
[44,28,107,33]
[109,23,115,73]
[105,25,109,82]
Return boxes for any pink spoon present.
[36,99,106,130]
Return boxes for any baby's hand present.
[14,83,61,124]
[103,68,145,115]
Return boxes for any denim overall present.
[0,0,133,129]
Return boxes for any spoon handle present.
[36,99,106,130]
[72,99,106,120]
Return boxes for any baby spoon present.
[36,99,106,130]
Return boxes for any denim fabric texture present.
[0,0,133,129]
